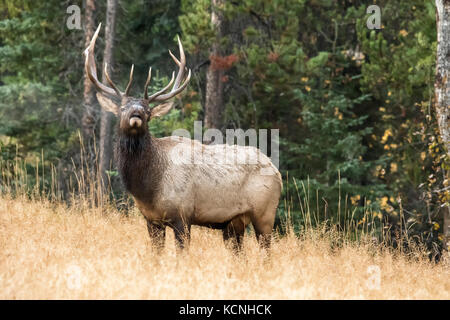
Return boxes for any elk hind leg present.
[251,209,276,249]
[223,214,248,252]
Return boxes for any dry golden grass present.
[0,195,449,300]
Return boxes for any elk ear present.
[150,102,174,119]
[96,93,119,115]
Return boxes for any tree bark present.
[435,0,450,252]
[99,0,117,195]
[82,0,96,140]
[205,0,225,130]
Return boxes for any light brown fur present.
[135,136,282,251]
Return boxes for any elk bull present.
[84,24,282,251]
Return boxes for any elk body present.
[84,24,282,251]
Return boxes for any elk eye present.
[120,106,126,112]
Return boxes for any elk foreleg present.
[146,220,166,254]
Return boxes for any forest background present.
[0,0,449,259]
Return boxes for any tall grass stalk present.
[0,140,431,257]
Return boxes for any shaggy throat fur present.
[116,131,165,204]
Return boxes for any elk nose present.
[129,116,143,128]
[129,107,143,128]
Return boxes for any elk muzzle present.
[129,115,143,128]
[129,105,145,128]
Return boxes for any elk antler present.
[84,24,190,101]
[144,35,192,102]
[84,23,134,99]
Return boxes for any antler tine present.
[83,23,120,98]
[124,64,134,96]
[162,69,191,99]
[169,50,181,67]
[173,35,186,88]
[147,72,176,102]
[151,36,191,102]
[144,67,152,100]
[104,62,122,97]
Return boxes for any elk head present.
[84,23,191,136]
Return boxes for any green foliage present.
[179,0,214,54]
[178,0,447,255]
[0,0,82,165]
[115,0,183,94]
[358,0,446,253]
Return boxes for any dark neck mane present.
[116,131,164,204]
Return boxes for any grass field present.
[0,195,449,300]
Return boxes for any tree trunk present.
[435,0,450,252]
[82,0,96,140]
[205,0,225,130]
[99,0,117,195]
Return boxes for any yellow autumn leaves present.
[373,162,398,178]
[334,107,343,120]
[399,29,408,37]
[381,128,393,144]
[302,77,332,93]
[301,77,311,92]
[390,163,398,173]
[381,128,398,149]
[380,196,396,214]
[349,194,398,221]
[350,194,361,205]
